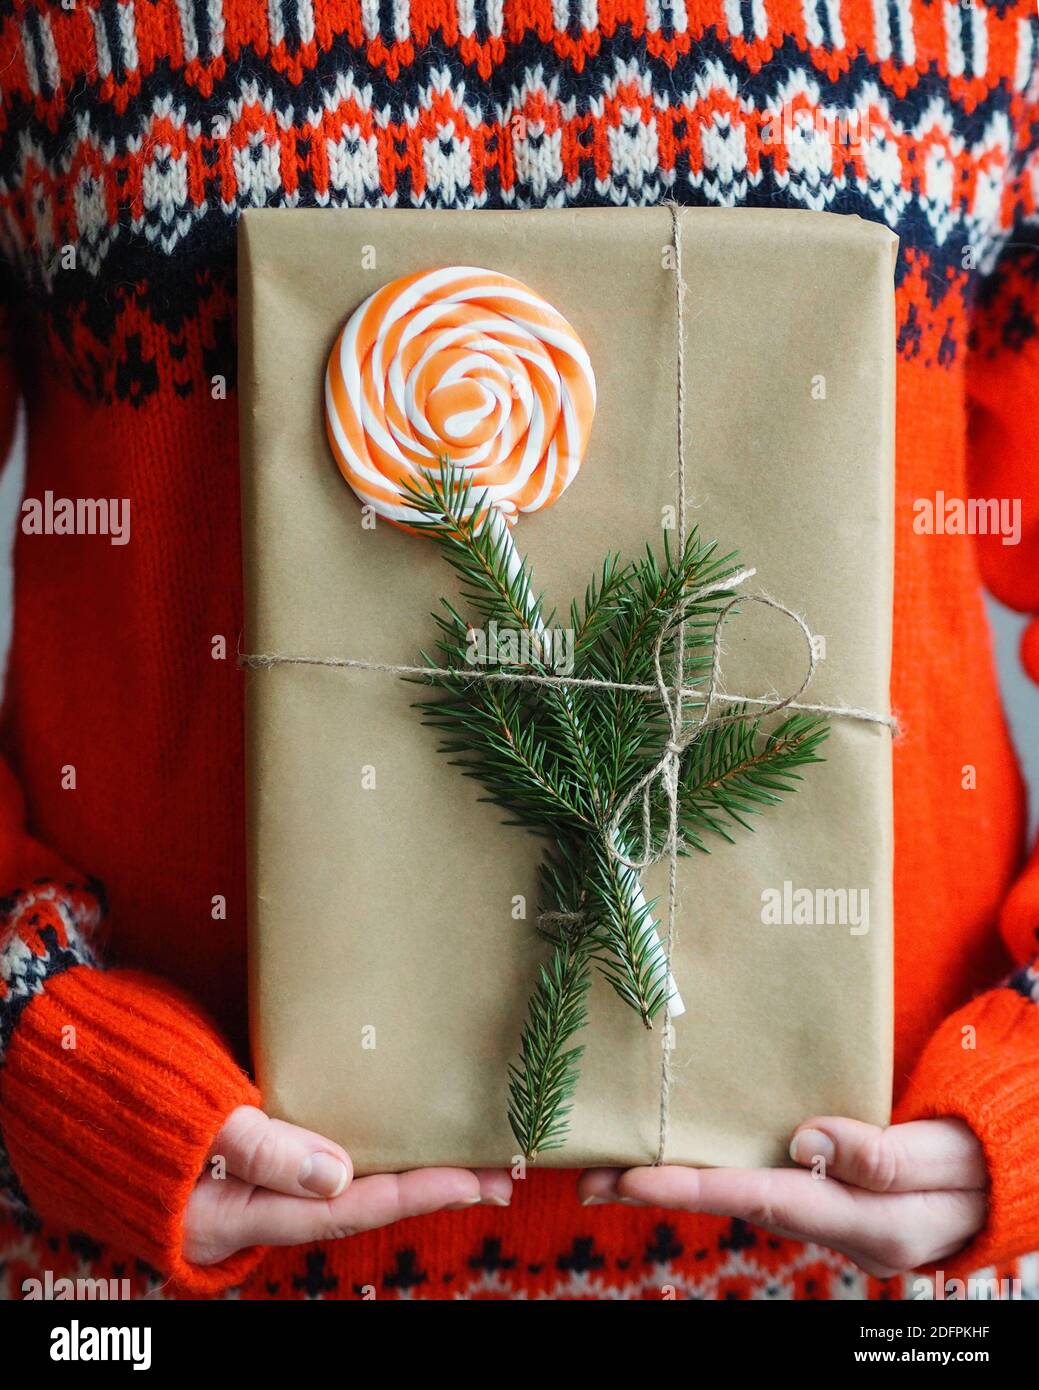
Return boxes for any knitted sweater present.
[0,0,1037,1301]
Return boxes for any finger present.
[612,1167,987,1278]
[613,1165,890,1251]
[789,1117,987,1193]
[334,1168,513,1230]
[471,1168,514,1207]
[578,1168,628,1205]
[235,1168,501,1250]
[211,1105,353,1198]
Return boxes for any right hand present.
[183,1105,512,1266]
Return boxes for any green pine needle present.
[402,461,829,1156]
[507,930,592,1160]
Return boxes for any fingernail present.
[790,1128,835,1166]
[480,1195,511,1207]
[298,1152,349,1198]
[617,1196,646,1207]
[446,1197,482,1211]
[581,1195,612,1206]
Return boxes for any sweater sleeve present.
[894,127,1039,1274]
[0,317,264,1296]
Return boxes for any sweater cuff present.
[0,963,265,1295]
[894,980,1039,1277]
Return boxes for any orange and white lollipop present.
[324,265,595,529]
[325,267,682,1015]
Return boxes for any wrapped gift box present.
[239,205,896,1172]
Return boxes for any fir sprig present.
[403,462,829,1157]
[672,711,830,850]
[506,928,593,1159]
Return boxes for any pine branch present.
[416,674,595,833]
[507,924,593,1161]
[569,554,632,664]
[568,530,744,1013]
[401,462,831,1153]
[574,532,742,803]
[669,712,830,852]
[401,464,555,632]
[583,843,671,1026]
[403,466,604,1152]
[406,465,612,814]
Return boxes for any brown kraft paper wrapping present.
[239,205,897,1173]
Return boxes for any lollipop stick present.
[487,509,685,1018]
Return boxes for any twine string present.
[240,202,897,1167]
[238,645,896,730]
[657,201,688,1165]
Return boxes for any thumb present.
[210,1105,353,1198]
[788,1115,987,1192]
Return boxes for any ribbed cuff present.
[0,965,264,1295]
[894,984,1039,1277]
[0,877,103,1063]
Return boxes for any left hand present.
[578,1117,987,1277]
[184,1106,512,1267]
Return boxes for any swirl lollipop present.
[325,266,683,1014]
[325,265,594,529]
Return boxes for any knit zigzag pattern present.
[0,0,1037,404]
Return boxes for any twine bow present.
[606,568,818,874]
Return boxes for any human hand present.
[578,1117,987,1277]
[184,1105,512,1266]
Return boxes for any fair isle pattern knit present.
[0,0,1038,1303]
[0,0,1037,404]
[0,1227,1037,1301]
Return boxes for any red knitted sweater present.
[0,0,1037,1300]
